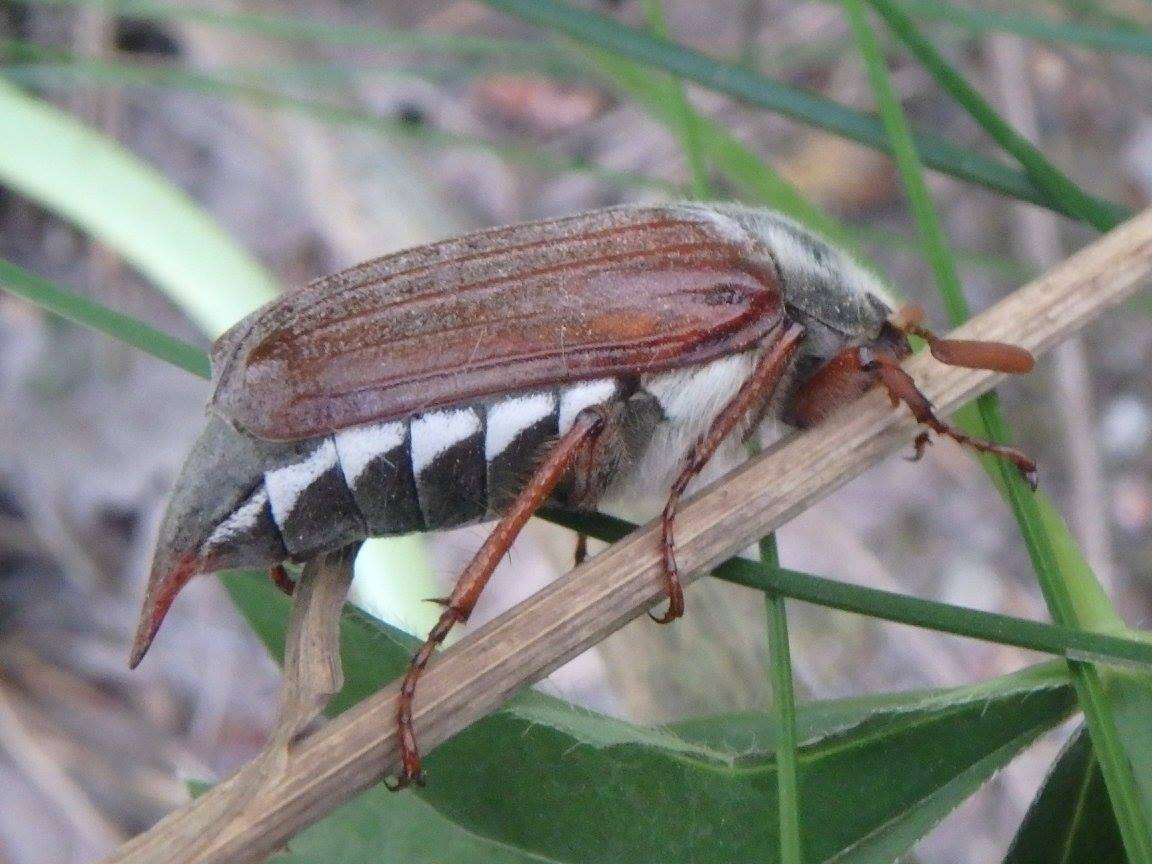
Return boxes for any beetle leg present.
[871,354,1038,488]
[269,564,296,596]
[908,431,932,462]
[387,409,607,791]
[654,322,806,624]
[574,532,589,568]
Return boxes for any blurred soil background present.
[0,0,1150,861]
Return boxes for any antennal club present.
[893,306,1035,375]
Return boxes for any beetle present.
[129,203,1036,787]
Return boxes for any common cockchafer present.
[131,203,1036,787]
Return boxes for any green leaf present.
[270,791,545,864]
[0,78,277,335]
[225,571,1075,863]
[478,0,1130,225]
[762,541,802,864]
[1004,725,1125,864]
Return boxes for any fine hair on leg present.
[655,322,805,623]
[388,409,607,789]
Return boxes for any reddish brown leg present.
[269,564,295,596]
[387,409,607,790]
[872,354,1038,488]
[574,532,589,568]
[908,431,932,462]
[655,322,806,624]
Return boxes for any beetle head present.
[131,416,288,667]
[785,305,1035,438]
[785,319,911,427]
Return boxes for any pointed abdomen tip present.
[128,552,202,669]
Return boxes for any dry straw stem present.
[107,208,1152,864]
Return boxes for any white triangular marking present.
[410,408,481,475]
[265,438,338,526]
[486,393,556,460]
[205,487,269,550]
[335,421,405,486]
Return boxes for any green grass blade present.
[2,46,677,196]
[0,258,211,379]
[842,3,956,299]
[479,0,1130,225]
[65,57,574,89]
[843,3,1152,858]
[0,78,278,333]
[894,0,1152,58]
[1053,0,1148,32]
[584,46,867,256]
[748,429,802,863]
[0,77,439,644]
[761,535,803,864]
[639,0,711,198]
[617,34,807,857]
[582,26,902,320]
[1063,659,1152,862]
[724,560,1152,672]
[16,0,578,66]
[541,509,1152,671]
[846,0,1124,623]
[857,224,1036,281]
[558,51,1039,286]
[566,47,1040,292]
[865,0,1120,232]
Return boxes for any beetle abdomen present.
[136,350,760,666]
[210,354,771,570]
[334,420,424,535]
[190,346,776,582]
[264,437,366,559]
[236,378,631,562]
